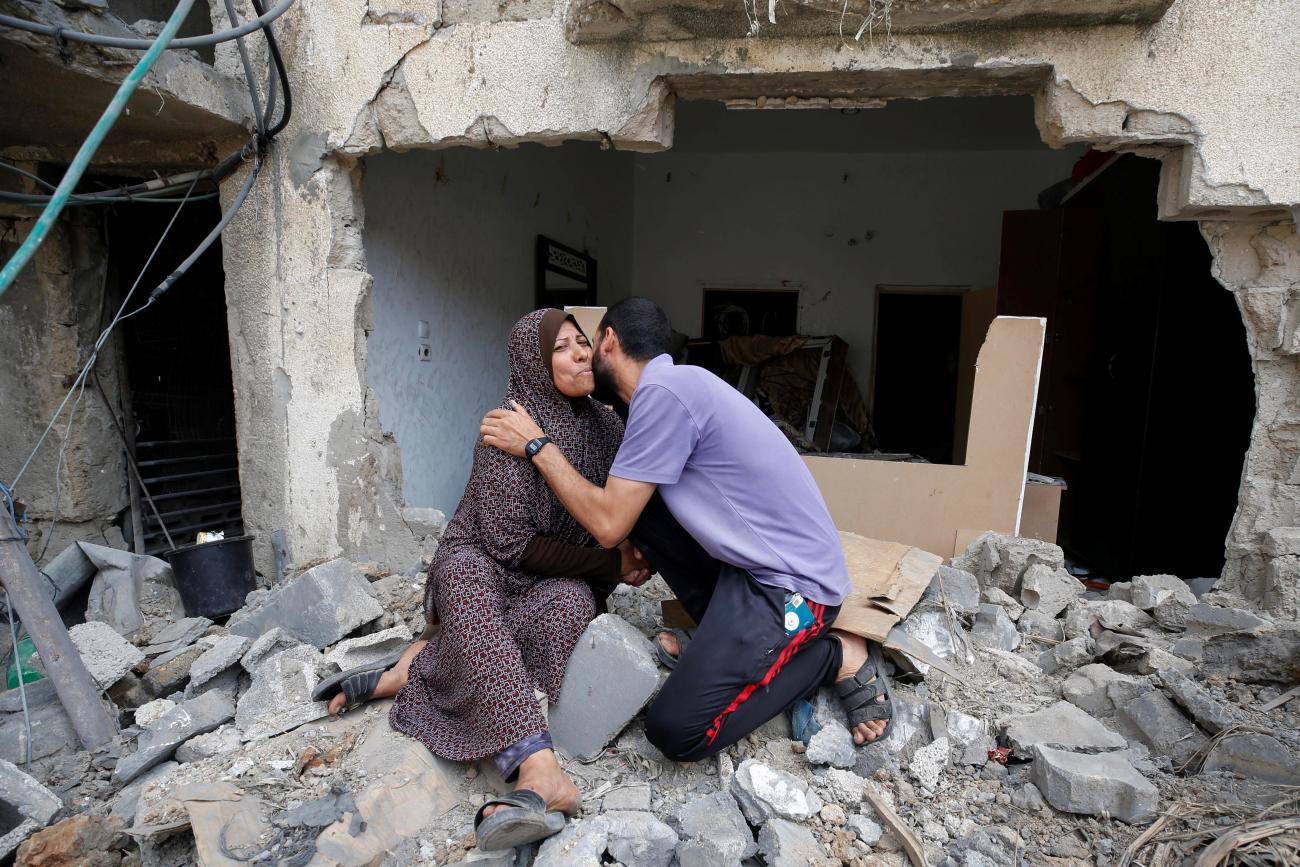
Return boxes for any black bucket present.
[165,534,257,619]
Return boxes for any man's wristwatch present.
[525,436,552,461]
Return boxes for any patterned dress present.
[390,309,624,763]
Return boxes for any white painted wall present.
[626,145,1081,391]
[363,144,633,511]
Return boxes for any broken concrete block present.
[187,634,252,689]
[239,627,300,673]
[1020,564,1082,618]
[15,814,129,866]
[108,761,176,824]
[1106,582,1133,603]
[1018,609,1065,642]
[673,838,729,867]
[535,816,610,865]
[979,588,1024,621]
[951,531,1064,596]
[1117,691,1207,768]
[1160,671,1238,734]
[603,811,678,867]
[1030,745,1156,823]
[1010,782,1046,811]
[1091,600,1155,632]
[1003,700,1127,757]
[174,723,243,763]
[141,643,205,697]
[550,614,658,761]
[1062,664,1147,716]
[1185,603,1268,635]
[908,735,949,791]
[731,759,822,823]
[806,720,857,769]
[234,644,329,740]
[602,783,652,812]
[133,698,176,730]
[818,768,866,805]
[228,559,382,648]
[0,758,64,859]
[0,679,58,714]
[81,543,184,640]
[1037,636,1094,676]
[142,617,212,657]
[1201,623,1300,683]
[896,608,968,676]
[1130,575,1193,611]
[757,817,826,867]
[848,813,883,846]
[66,620,145,688]
[971,603,1020,651]
[324,624,412,671]
[1201,733,1300,785]
[673,791,756,862]
[113,691,235,784]
[921,565,981,615]
[0,703,76,765]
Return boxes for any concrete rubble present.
[0,534,1295,865]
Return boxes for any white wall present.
[363,144,633,512]
[627,144,1081,392]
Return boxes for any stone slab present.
[1030,745,1157,823]
[234,644,330,741]
[1061,664,1147,717]
[228,559,383,648]
[324,624,413,671]
[673,791,755,862]
[67,620,145,688]
[1003,700,1127,757]
[731,759,822,823]
[757,817,826,866]
[1117,691,1207,768]
[142,617,212,657]
[0,758,64,860]
[187,634,252,689]
[1201,733,1300,785]
[113,691,236,784]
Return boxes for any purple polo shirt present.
[610,355,850,606]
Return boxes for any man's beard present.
[591,353,622,407]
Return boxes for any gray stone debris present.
[757,817,826,866]
[817,768,866,804]
[1037,636,1094,675]
[143,617,212,657]
[1201,733,1300,785]
[1132,646,1196,678]
[234,644,330,741]
[731,758,822,823]
[229,558,383,648]
[806,719,857,768]
[673,791,756,862]
[324,624,413,670]
[922,565,981,615]
[68,620,146,688]
[971,603,1020,651]
[604,810,678,867]
[1019,564,1082,618]
[1030,745,1157,823]
[174,723,243,763]
[142,643,205,697]
[947,710,995,765]
[113,691,236,784]
[0,702,77,764]
[1003,700,1127,757]
[673,839,729,866]
[1130,575,1193,611]
[187,634,252,689]
[980,588,1024,621]
[81,543,185,640]
[1017,609,1065,642]
[1106,582,1133,604]
[1184,603,1268,635]
[240,627,301,673]
[550,614,659,761]
[897,608,969,675]
[1062,664,1147,717]
[0,757,64,859]
[848,812,883,846]
[1117,691,1208,768]
[1010,782,1046,811]
[108,760,177,824]
[133,698,176,729]
[0,677,57,712]
[1201,624,1300,683]
[603,782,652,812]
[951,531,1064,596]
[534,816,610,865]
[1160,671,1239,734]
[909,735,949,791]
[1090,600,1155,632]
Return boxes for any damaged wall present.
[0,210,129,561]
[363,144,633,512]
[213,0,1298,577]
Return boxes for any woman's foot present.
[831,630,889,745]
[326,640,426,715]
[482,749,579,819]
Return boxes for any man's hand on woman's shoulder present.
[482,401,545,457]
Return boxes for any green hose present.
[0,0,197,296]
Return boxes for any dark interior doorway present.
[106,195,243,555]
[998,154,1253,580]
[872,291,963,464]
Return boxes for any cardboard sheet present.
[807,317,1046,558]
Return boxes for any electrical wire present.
[249,0,291,136]
[0,190,221,205]
[0,0,294,51]
[0,0,197,297]
[221,0,265,139]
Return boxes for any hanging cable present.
[249,0,291,135]
[0,0,197,297]
[221,0,265,140]
[0,0,294,50]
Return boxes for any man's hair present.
[597,297,673,361]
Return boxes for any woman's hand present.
[618,539,651,587]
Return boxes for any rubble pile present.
[0,532,1297,866]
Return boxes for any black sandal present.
[310,650,404,712]
[474,789,567,851]
[834,640,894,741]
[654,628,692,670]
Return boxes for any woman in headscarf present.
[312,309,642,850]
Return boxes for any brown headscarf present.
[433,309,625,574]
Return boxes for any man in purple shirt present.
[482,298,891,761]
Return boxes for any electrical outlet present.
[417,343,431,361]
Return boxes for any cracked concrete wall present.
[0,210,129,562]
[217,0,1298,574]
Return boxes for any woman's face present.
[551,319,595,398]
